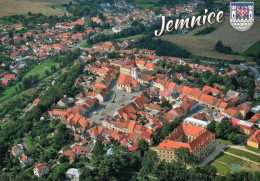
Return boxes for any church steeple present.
[132,57,137,68]
[131,57,138,81]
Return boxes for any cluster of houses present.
[6,0,260,179]
[9,40,260,178]
[0,18,99,86]
[35,45,260,162]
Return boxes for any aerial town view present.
[0,0,260,180]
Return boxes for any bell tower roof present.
[132,58,137,68]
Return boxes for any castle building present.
[152,123,215,162]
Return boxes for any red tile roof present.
[158,123,215,152]
[248,130,260,143]
[3,74,15,79]
[249,113,260,123]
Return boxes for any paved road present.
[199,60,260,80]
[200,142,229,166]
[230,64,260,80]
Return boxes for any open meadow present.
[0,0,70,17]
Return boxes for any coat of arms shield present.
[230,2,254,31]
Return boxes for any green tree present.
[98,155,120,180]
[9,30,13,39]
[228,133,239,144]
[161,100,172,109]
[92,141,105,166]
[207,120,216,133]
[138,139,149,156]
[45,70,50,76]
[174,147,198,166]
[139,150,158,176]
[47,163,70,180]
[73,24,84,33]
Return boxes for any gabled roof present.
[224,107,238,117]
[158,123,215,152]
[248,130,260,143]
[3,74,15,79]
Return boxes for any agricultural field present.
[0,0,71,17]
[244,40,260,55]
[160,17,260,61]
[160,34,244,61]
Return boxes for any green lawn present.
[25,135,34,150]
[80,41,88,48]
[245,145,260,154]
[117,34,145,41]
[244,40,260,55]
[216,154,243,165]
[216,139,234,145]
[226,148,260,163]
[23,61,59,80]
[0,60,59,103]
[84,161,94,167]
[210,161,231,175]
[134,0,159,9]
[136,3,154,9]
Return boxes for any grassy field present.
[160,18,260,61]
[211,152,260,175]
[244,40,260,55]
[117,34,145,41]
[0,60,59,103]
[24,61,59,80]
[226,148,260,163]
[245,145,260,154]
[25,135,34,150]
[80,41,89,48]
[0,0,70,17]
[211,161,231,175]
[134,0,159,9]
[216,139,234,145]
[216,154,243,165]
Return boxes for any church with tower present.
[117,58,140,93]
